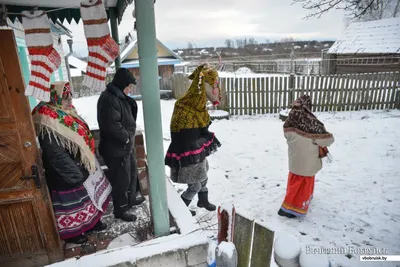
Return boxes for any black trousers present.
[103,152,139,215]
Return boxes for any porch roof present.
[0,0,133,24]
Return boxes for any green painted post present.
[134,0,170,236]
[17,45,37,109]
[109,8,121,71]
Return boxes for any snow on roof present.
[68,56,87,72]
[112,36,183,67]
[70,68,83,77]
[120,40,137,62]
[328,17,400,54]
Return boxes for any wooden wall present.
[128,65,175,93]
[333,54,400,74]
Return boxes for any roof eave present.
[3,0,133,25]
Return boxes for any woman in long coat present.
[32,82,109,243]
[278,95,334,218]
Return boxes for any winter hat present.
[111,68,137,90]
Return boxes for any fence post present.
[288,73,295,107]
[396,88,400,109]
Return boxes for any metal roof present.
[121,58,182,69]
[328,17,400,54]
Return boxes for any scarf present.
[170,64,220,133]
[32,82,96,173]
[284,95,333,138]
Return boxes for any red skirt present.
[280,172,315,217]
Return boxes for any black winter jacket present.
[39,133,89,190]
[97,83,138,158]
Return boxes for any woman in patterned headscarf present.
[32,82,110,244]
[278,94,334,218]
[165,64,222,216]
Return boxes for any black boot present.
[87,220,108,232]
[65,234,88,244]
[128,193,146,208]
[278,208,296,218]
[197,192,216,211]
[115,211,137,222]
[128,180,146,208]
[181,195,196,216]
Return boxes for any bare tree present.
[293,0,389,19]
[236,39,244,48]
[394,0,400,16]
[187,42,194,50]
[224,39,234,48]
[248,38,258,45]
[356,0,400,20]
[281,37,295,50]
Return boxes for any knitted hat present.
[111,68,137,90]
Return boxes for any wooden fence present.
[170,72,400,115]
[233,213,275,267]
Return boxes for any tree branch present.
[293,0,384,19]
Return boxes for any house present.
[116,38,183,93]
[68,55,114,77]
[325,17,400,74]
[68,55,87,77]
[0,18,72,109]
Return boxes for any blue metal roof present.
[121,59,182,69]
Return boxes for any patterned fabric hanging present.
[22,10,61,102]
[80,0,119,91]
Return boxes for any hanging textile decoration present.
[22,11,61,102]
[80,0,119,91]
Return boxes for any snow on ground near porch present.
[74,96,400,267]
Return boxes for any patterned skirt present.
[165,127,221,170]
[280,172,315,217]
[51,185,109,239]
[170,159,209,184]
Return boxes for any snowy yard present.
[74,96,400,267]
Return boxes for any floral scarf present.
[284,95,330,136]
[32,82,96,173]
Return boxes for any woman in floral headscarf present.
[32,82,110,244]
[165,64,222,216]
[278,95,334,218]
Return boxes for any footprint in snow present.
[356,228,365,234]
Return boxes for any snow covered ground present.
[74,96,400,267]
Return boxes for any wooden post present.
[395,87,400,109]
[218,204,236,243]
[109,8,121,71]
[288,73,295,106]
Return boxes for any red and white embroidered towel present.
[80,0,119,92]
[22,11,61,102]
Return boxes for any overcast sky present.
[63,0,345,56]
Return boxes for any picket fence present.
[171,72,400,115]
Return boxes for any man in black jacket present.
[97,68,144,222]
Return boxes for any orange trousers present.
[280,172,315,217]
